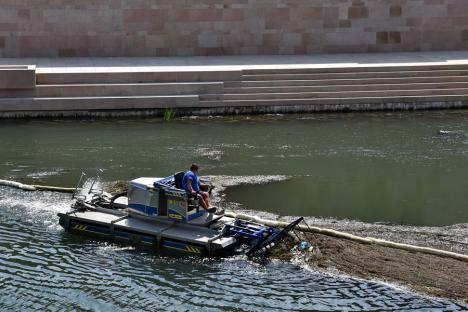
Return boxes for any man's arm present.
[187,178,196,195]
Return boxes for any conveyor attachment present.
[246,217,304,258]
[224,219,277,245]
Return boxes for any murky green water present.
[0,111,467,310]
[1,111,467,225]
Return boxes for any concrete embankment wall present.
[2,62,468,118]
[1,0,468,57]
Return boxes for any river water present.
[0,111,467,310]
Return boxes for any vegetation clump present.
[104,180,128,194]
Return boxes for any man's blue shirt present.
[182,170,199,192]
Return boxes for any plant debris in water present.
[104,180,128,194]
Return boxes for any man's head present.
[190,163,199,173]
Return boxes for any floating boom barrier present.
[0,179,77,193]
[224,212,468,263]
[0,178,466,263]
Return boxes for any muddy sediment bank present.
[272,233,468,303]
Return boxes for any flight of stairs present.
[1,64,468,117]
[199,64,468,112]
[0,70,236,116]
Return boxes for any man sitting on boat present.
[182,163,216,213]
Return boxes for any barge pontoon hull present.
[58,210,238,256]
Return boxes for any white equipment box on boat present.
[128,176,205,222]
[128,177,163,217]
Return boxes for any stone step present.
[198,94,468,111]
[242,69,468,81]
[242,64,468,75]
[0,95,198,112]
[200,88,468,101]
[0,65,36,90]
[0,82,223,98]
[224,82,468,94]
[225,76,468,88]
[36,70,241,84]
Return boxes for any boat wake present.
[0,186,71,231]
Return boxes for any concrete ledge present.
[0,99,466,119]
[202,88,468,101]
[230,76,468,88]
[224,82,468,93]
[36,70,241,84]
[0,65,36,90]
[0,95,198,112]
[0,82,224,98]
[242,69,468,81]
[199,94,468,107]
[242,64,468,75]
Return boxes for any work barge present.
[58,174,302,257]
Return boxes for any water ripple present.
[0,188,466,311]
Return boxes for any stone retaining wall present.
[1,0,467,57]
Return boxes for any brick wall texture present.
[1,0,467,57]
